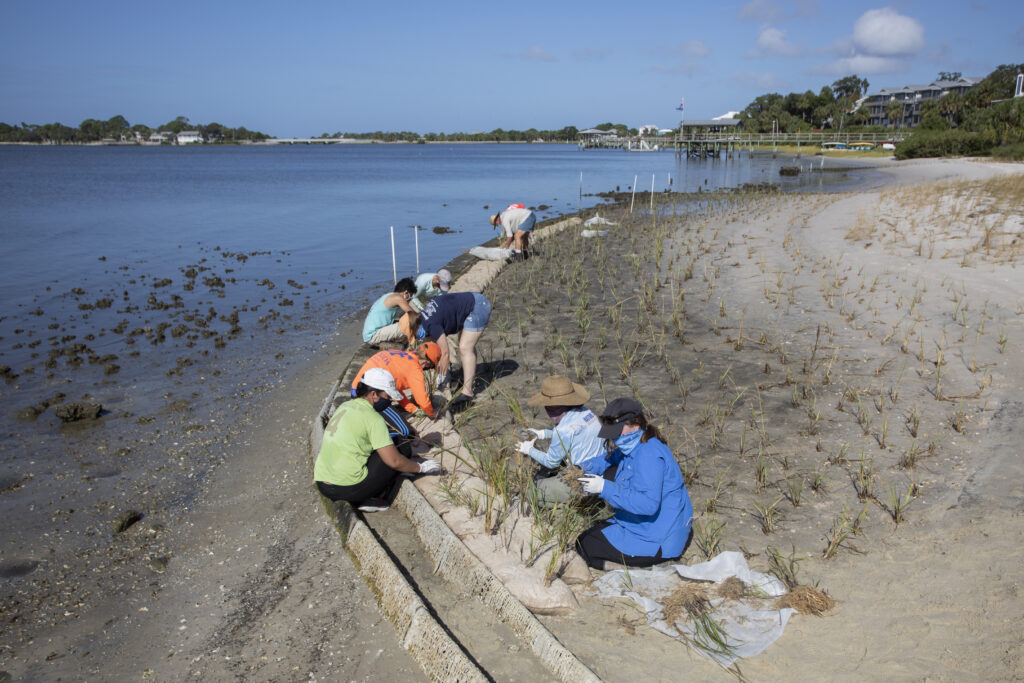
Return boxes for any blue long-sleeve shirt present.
[598,437,693,558]
[526,407,605,473]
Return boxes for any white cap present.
[362,367,403,401]
[436,269,452,291]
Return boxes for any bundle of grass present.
[775,585,835,615]
[663,581,713,624]
[662,581,735,659]
[716,576,748,600]
[557,463,586,496]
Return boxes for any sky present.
[1,0,1020,137]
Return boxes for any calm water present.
[0,143,843,317]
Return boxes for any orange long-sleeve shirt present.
[351,350,435,418]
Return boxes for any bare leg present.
[458,329,483,397]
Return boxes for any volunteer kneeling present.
[574,398,693,569]
[314,368,441,512]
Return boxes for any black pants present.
[315,451,402,506]
[575,520,670,570]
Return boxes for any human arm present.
[408,370,436,419]
[599,449,664,516]
[385,292,415,314]
[376,443,424,474]
[435,332,450,377]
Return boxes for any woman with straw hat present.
[574,397,693,569]
[517,375,605,506]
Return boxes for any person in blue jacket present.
[574,397,693,570]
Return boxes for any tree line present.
[321,125,588,143]
[0,115,269,143]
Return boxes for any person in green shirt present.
[314,367,440,512]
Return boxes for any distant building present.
[638,124,660,135]
[577,128,619,142]
[679,119,741,135]
[176,130,204,144]
[863,77,983,127]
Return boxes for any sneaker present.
[357,497,390,512]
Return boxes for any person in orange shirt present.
[351,342,442,425]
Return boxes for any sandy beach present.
[2,156,1023,681]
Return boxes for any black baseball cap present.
[598,397,644,439]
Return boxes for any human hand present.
[578,474,605,495]
[517,439,536,455]
[418,459,441,475]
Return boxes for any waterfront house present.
[176,130,204,144]
[863,77,983,127]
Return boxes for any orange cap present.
[419,341,441,366]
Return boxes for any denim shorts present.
[463,293,491,331]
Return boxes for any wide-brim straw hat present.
[527,375,590,407]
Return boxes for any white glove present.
[528,427,551,440]
[418,459,441,474]
[578,474,605,495]
[517,439,536,455]
[436,374,450,390]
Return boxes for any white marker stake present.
[650,173,655,212]
[630,174,637,214]
[390,226,397,285]
[579,171,583,211]
[414,225,420,273]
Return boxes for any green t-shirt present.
[314,398,394,486]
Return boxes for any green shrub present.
[991,143,1024,161]
[894,129,999,160]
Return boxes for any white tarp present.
[580,230,608,238]
[584,214,616,227]
[468,246,515,260]
[589,552,796,668]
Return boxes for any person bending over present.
[410,269,452,312]
[416,291,491,413]
[362,277,419,346]
[574,397,693,569]
[490,203,536,256]
[314,368,440,512]
[515,375,605,506]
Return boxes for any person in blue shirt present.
[574,397,693,570]
[362,277,418,346]
[515,375,605,506]
[416,291,491,413]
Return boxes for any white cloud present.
[731,71,789,91]
[749,26,801,57]
[572,46,613,60]
[852,8,925,57]
[519,45,555,62]
[736,0,782,24]
[811,55,904,76]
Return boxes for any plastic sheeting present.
[580,230,608,238]
[468,246,515,261]
[583,214,616,227]
[589,552,797,668]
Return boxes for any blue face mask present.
[614,429,642,454]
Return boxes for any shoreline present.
[3,156,1022,679]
